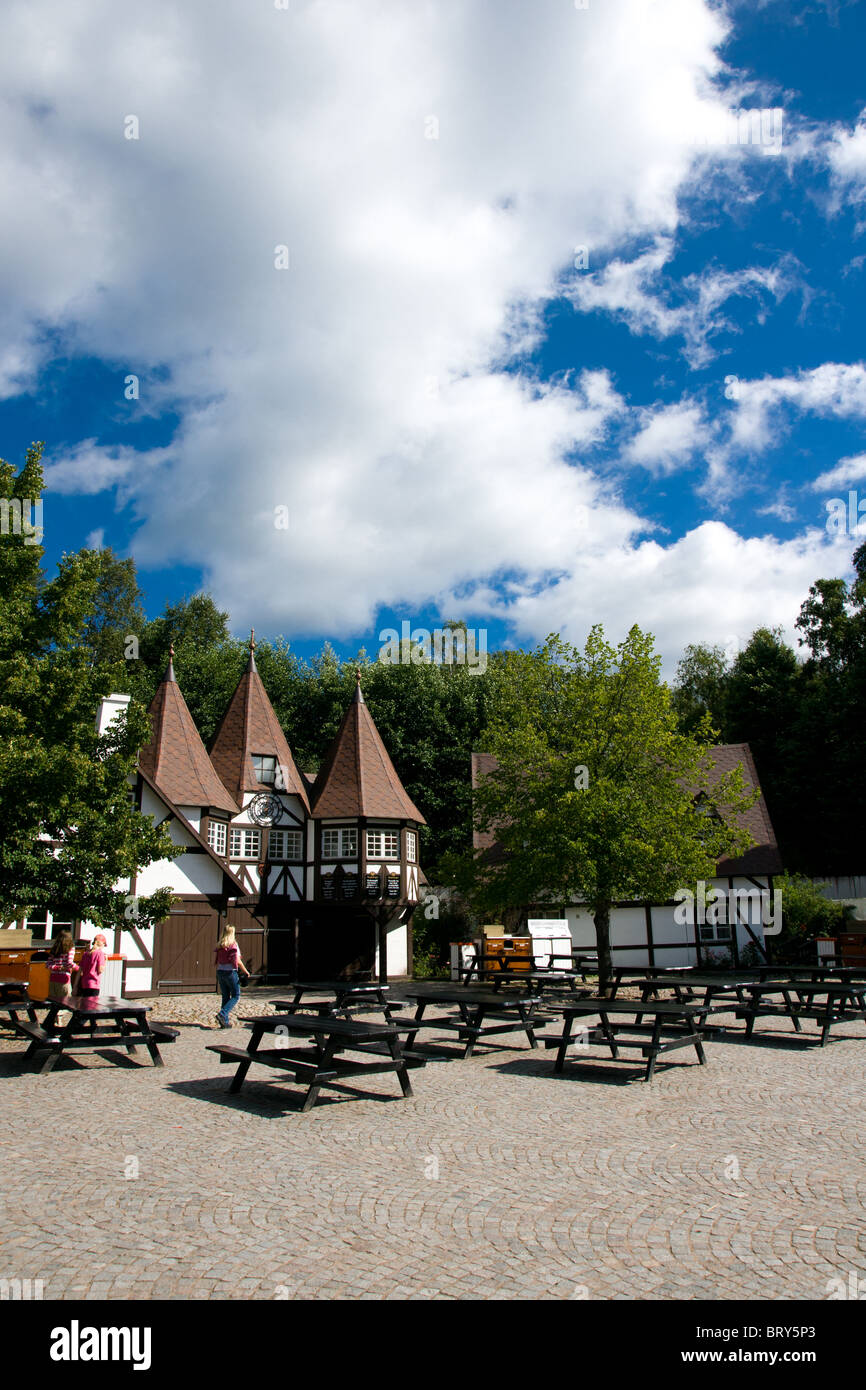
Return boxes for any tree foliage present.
[446,626,756,991]
[0,444,179,930]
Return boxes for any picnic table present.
[734,981,866,1047]
[271,981,404,1019]
[392,985,552,1059]
[207,1012,422,1112]
[611,965,697,985]
[0,977,28,1002]
[544,997,722,1082]
[614,973,763,1008]
[7,996,178,1073]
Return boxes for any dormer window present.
[366,830,399,860]
[252,754,277,785]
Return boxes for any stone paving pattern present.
[1,988,865,1301]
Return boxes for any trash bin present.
[100,955,125,998]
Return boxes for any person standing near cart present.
[214,925,250,1028]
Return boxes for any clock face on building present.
[248,792,285,826]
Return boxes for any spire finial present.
[164,643,176,682]
[355,667,361,684]
[250,628,256,653]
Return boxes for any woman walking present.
[214,925,250,1028]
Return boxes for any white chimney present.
[95,692,131,735]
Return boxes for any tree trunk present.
[593,904,614,997]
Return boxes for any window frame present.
[251,754,277,786]
[321,827,358,860]
[366,829,399,861]
[268,828,303,861]
[207,819,227,857]
[229,826,262,861]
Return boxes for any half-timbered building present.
[77,637,426,994]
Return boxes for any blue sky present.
[2,0,866,673]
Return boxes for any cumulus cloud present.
[622,401,710,475]
[725,362,866,453]
[480,522,856,674]
[810,452,866,492]
[0,0,856,663]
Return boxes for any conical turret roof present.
[139,649,239,816]
[311,671,425,822]
[209,632,311,810]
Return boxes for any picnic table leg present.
[119,1019,140,1056]
[516,1002,538,1049]
[819,1001,833,1048]
[385,1032,413,1098]
[554,1015,575,1072]
[598,1011,619,1059]
[644,1018,664,1082]
[141,1024,164,1068]
[783,990,803,1032]
[402,1000,427,1051]
[458,1004,483,1059]
[690,1015,707,1065]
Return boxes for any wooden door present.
[154,903,220,993]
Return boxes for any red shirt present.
[215,944,240,969]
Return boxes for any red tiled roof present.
[471,743,782,877]
[208,646,310,811]
[139,656,238,816]
[311,676,426,823]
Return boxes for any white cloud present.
[725,362,866,454]
[623,401,710,475]
[810,452,866,492]
[1,0,856,665]
[482,522,855,675]
[84,527,105,549]
[45,440,171,496]
[827,108,866,203]
[569,238,797,366]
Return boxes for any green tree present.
[0,443,179,931]
[775,872,853,957]
[447,627,756,993]
[671,642,729,735]
[724,627,801,864]
[78,548,146,667]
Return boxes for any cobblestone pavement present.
[1,989,865,1301]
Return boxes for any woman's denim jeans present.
[217,968,241,1022]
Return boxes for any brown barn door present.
[154,903,220,993]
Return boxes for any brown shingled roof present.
[208,639,310,811]
[139,654,239,816]
[311,674,426,823]
[471,743,782,877]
